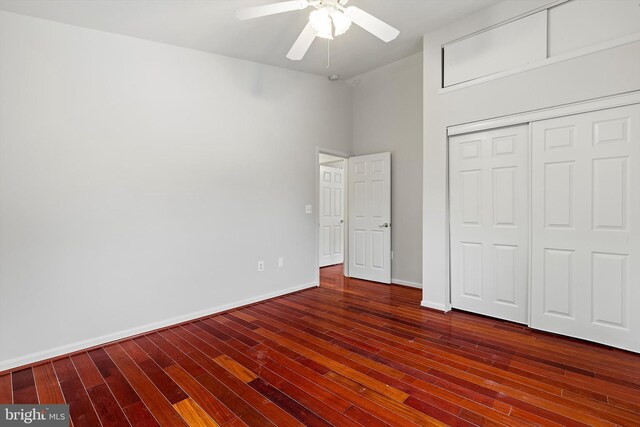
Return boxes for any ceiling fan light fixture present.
[331,10,351,36]
[309,8,333,39]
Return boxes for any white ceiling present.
[0,0,502,79]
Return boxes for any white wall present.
[0,11,352,370]
[422,0,640,310]
[548,0,640,56]
[351,53,423,287]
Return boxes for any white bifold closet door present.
[531,104,640,352]
[449,125,529,324]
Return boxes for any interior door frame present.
[444,91,640,314]
[315,147,351,286]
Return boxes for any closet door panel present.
[531,104,640,352]
[449,125,529,323]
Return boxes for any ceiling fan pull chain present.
[327,39,331,68]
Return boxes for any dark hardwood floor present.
[2,264,640,426]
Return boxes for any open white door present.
[348,153,391,283]
[319,165,344,267]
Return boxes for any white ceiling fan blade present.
[339,0,349,4]
[287,22,317,60]
[345,6,399,42]
[236,0,308,21]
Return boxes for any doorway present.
[316,149,393,286]
[318,152,346,271]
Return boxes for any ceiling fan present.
[235,0,400,61]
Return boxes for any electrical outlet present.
[257,260,264,272]
[305,205,312,214]
[278,257,284,268]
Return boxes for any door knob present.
[379,223,390,228]
[340,219,344,224]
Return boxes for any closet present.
[449,103,640,352]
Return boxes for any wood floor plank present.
[146,332,207,379]
[32,363,65,404]
[88,347,141,408]
[133,336,176,369]
[86,383,131,426]
[325,371,445,426]
[0,373,13,403]
[71,352,104,390]
[122,401,160,427]
[120,340,188,404]
[165,364,236,425]
[53,358,102,427]
[344,405,389,427]
[204,318,260,347]
[12,368,38,404]
[168,327,223,361]
[223,418,248,427]
[173,397,217,427]
[220,312,259,330]
[248,377,330,427]
[195,373,274,427]
[213,355,257,383]
[104,344,188,427]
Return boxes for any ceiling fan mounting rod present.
[308,0,347,11]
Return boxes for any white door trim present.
[448,91,640,136]
[315,147,350,286]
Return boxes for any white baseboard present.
[391,278,422,289]
[0,281,317,372]
[421,299,449,312]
